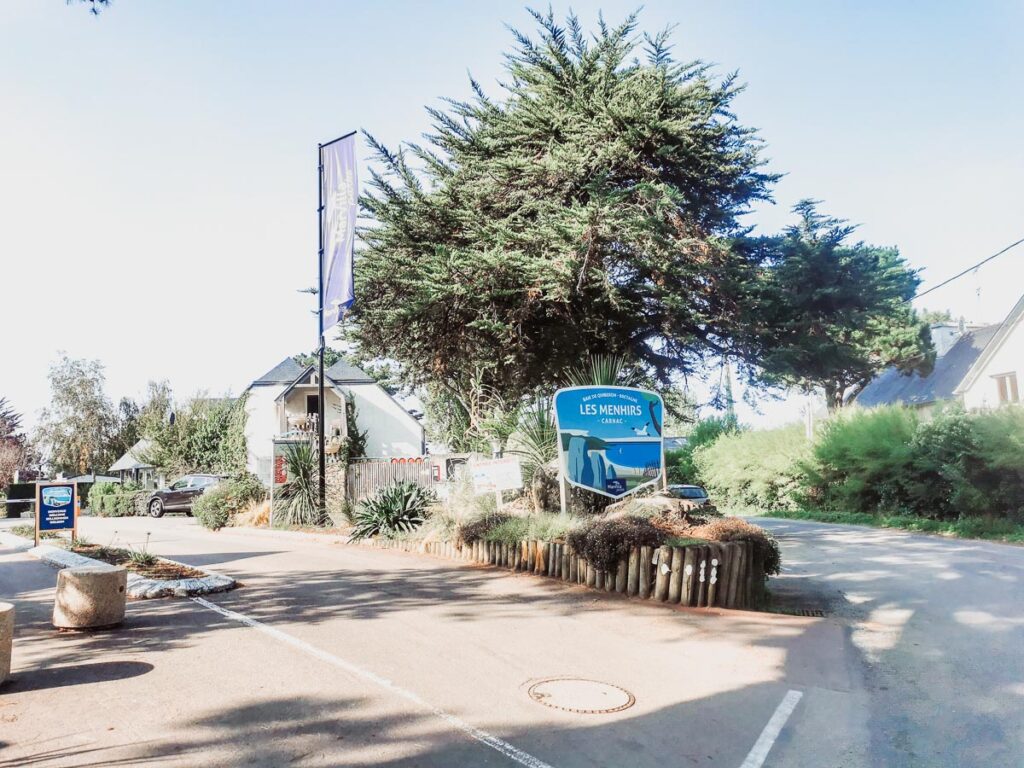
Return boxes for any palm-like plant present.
[507,398,557,484]
[273,442,325,527]
[349,481,434,540]
[564,354,641,387]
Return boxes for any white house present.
[855,294,1024,411]
[244,357,425,484]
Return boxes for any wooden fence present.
[367,537,766,610]
[345,459,437,503]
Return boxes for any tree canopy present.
[749,201,933,410]
[354,10,777,412]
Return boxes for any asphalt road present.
[0,514,1021,767]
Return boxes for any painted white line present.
[738,689,803,768]
[191,596,555,768]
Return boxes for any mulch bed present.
[70,544,207,580]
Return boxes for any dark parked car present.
[666,484,711,506]
[146,474,223,518]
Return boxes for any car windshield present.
[672,487,707,499]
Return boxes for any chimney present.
[930,323,963,357]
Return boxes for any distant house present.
[855,294,1024,411]
[108,439,163,488]
[244,357,425,485]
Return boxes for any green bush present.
[193,485,234,530]
[349,481,435,540]
[666,415,740,484]
[458,513,514,544]
[193,475,267,531]
[92,487,148,517]
[566,515,665,572]
[477,513,577,546]
[805,406,919,514]
[694,423,810,511]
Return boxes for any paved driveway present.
[1,513,1020,766]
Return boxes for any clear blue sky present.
[2,1,1022,429]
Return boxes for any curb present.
[0,532,236,599]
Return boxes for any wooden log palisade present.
[366,536,768,610]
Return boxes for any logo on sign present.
[605,478,627,495]
[42,486,73,507]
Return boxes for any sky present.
[2,1,1023,432]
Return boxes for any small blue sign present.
[38,482,76,532]
[553,386,665,499]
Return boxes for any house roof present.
[855,324,1002,408]
[325,359,375,384]
[108,439,155,472]
[252,358,305,386]
[955,293,1024,395]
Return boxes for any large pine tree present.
[749,201,933,410]
[354,10,777,407]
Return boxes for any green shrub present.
[694,423,810,511]
[958,407,1024,519]
[92,488,148,517]
[349,481,435,540]
[475,513,578,546]
[193,475,267,531]
[566,515,665,572]
[458,513,514,544]
[666,415,740,485]
[803,406,919,514]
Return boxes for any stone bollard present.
[53,566,127,630]
[0,602,13,685]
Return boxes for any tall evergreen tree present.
[354,10,777,407]
[750,200,934,410]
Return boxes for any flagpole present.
[317,142,327,517]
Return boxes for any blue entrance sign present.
[38,482,76,532]
[553,386,665,499]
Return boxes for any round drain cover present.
[527,678,635,714]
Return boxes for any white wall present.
[962,321,1024,410]
[344,383,424,458]
[244,384,284,484]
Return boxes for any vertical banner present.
[321,133,358,331]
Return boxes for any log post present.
[614,558,627,593]
[627,547,640,597]
[569,550,579,583]
[561,546,571,580]
[586,561,597,588]
[653,546,672,602]
[668,546,684,603]
[638,546,653,599]
[706,544,723,607]
[681,546,698,606]
[696,545,712,607]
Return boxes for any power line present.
[913,236,1024,301]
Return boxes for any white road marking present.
[191,596,556,768]
[738,689,803,768]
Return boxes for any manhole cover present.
[527,678,635,714]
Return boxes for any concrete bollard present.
[53,566,127,630]
[0,602,13,685]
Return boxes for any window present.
[306,394,320,415]
[994,373,1020,405]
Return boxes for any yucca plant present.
[273,442,326,527]
[564,354,642,387]
[349,481,434,540]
